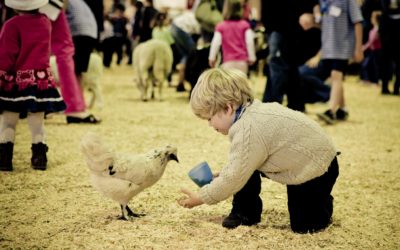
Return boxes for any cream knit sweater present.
[199,100,338,205]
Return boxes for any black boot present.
[0,142,14,171]
[222,171,263,229]
[31,143,48,170]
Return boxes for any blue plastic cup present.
[188,161,213,187]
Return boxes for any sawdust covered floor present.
[1,64,399,249]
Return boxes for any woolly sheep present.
[133,39,173,101]
[50,52,104,109]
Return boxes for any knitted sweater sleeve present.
[199,120,268,205]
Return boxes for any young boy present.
[178,68,339,233]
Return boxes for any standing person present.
[261,0,317,112]
[177,68,339,233]
[208,0,256,74]
[139,0,158,43]
[0,0,66,171]
[379,0,400,95]
[131,0,143,45]
[82,0,105,51]
[170,9,201,92]
[102,3,129,67]
[39,0,101,124]
[315,0,364,124]
[65,0,100,124]
[360,11,383,85]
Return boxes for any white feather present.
[80,132,178,216]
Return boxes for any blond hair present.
[190,68,254,119]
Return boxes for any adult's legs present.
[51,11,86,115]
[286,64,305,111]
[102,37,115,68]
[170,24,196,91]
[263,32,288,104]
[390,25,400,95]
[379,17,399,94]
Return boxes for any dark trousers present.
[380,16,400,94]
[230,157,339,233]
[263,32,305,112]
[72,36,96,75]
[229,171,263,221]
[287,157,339,233]
[102,36,126,67]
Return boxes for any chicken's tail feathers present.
[80,132,114,172]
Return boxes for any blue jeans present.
[263,32,288,104]
[299,64,331,103]
[170,24,196,65]
[263,32,304,111]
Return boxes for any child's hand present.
[177,188,204,209]
[306,55,320,68]
[353,47,364,63]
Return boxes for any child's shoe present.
[0,142,14,171]
[31,143,48,170]
[222,213,260,229]
[335,108,349,121]
[317,109,336,125]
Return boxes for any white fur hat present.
[5,0,49,11]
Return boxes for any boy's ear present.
[225,103,234,114]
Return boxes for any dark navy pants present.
[229,157,339,233]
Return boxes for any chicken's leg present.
[119,204,145,220]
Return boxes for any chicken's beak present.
[169,153,179,163]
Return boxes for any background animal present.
[80,132,178,220]
[133,39,173,101]
[50,52,104,109]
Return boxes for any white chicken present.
[80,132,178,220]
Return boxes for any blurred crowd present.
[0,0,399,121]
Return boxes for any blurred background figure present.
[378,0,400,95]
[360,11,383,85]
[102,3,129,68]
[261,0,317,112]
[40,0,101,124]
[170,8,201,92]
[64,0,101,123]
[208,0,256,75]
